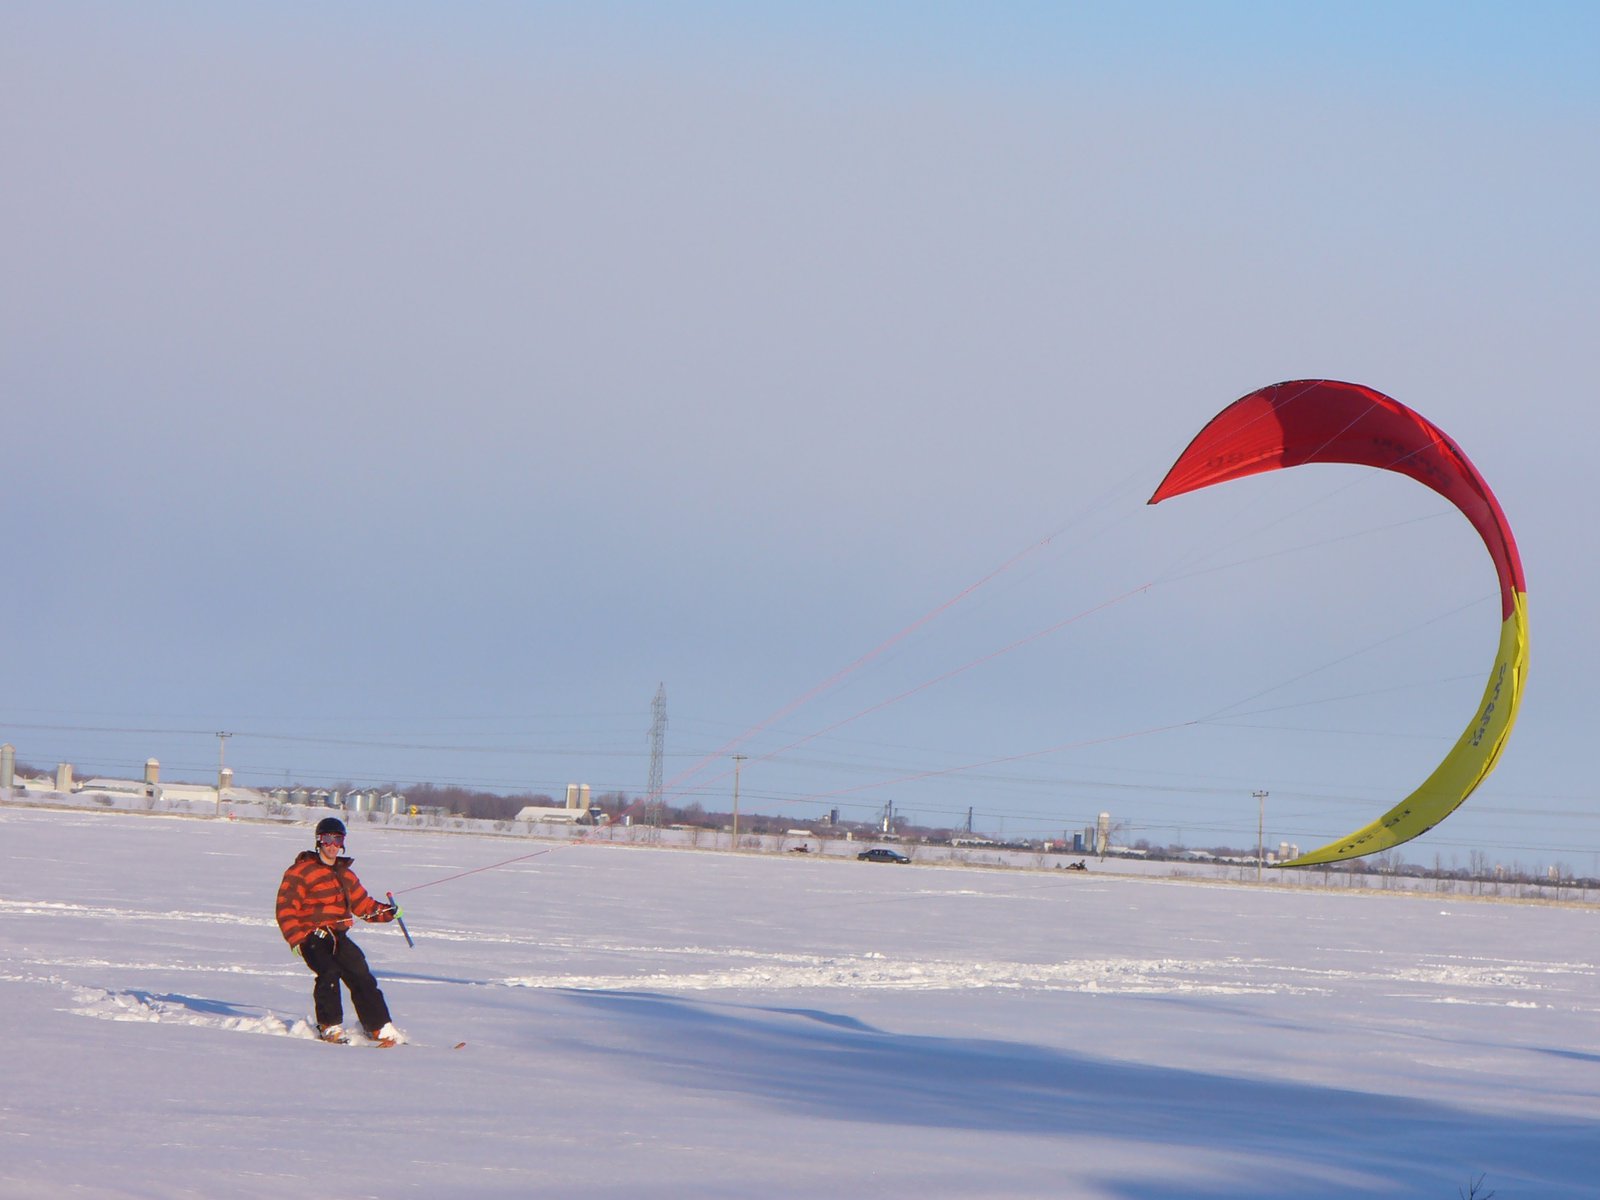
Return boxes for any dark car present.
[857,847,911,864]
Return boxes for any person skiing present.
[276,816,405,1045]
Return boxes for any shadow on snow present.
[557,988,1595,1200]
[122,989,263,1019]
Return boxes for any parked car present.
[857,847,911,864]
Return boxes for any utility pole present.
[216,732,232,817]
[731,755,746,852]
[1253,790,1268,882]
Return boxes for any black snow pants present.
[300,928,392,1033]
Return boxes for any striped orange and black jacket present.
[275,850,394,948]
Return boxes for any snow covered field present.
[2,805,1595,1199]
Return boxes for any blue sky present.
[2,3,1596,867]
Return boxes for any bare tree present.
[1373,850,1402,887]
[1468,849,1490,895]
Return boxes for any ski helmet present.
[315,817,346,841]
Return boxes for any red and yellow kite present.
[1150,380,1528,866]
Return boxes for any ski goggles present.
[317,833,346,847]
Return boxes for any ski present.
[303,1021,463,1049]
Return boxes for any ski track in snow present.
[0,897,271,927]
[497,951,1579,999]
[501,955,1301,995]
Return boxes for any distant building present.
[516,805,603,826]
[78,777,158,799]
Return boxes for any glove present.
[292,942,304,959]
[378,902,401,922]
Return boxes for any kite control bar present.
[386,891,414,948]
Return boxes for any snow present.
[2,805,1596,1199]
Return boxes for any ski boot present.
[367,1022,406,1048]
